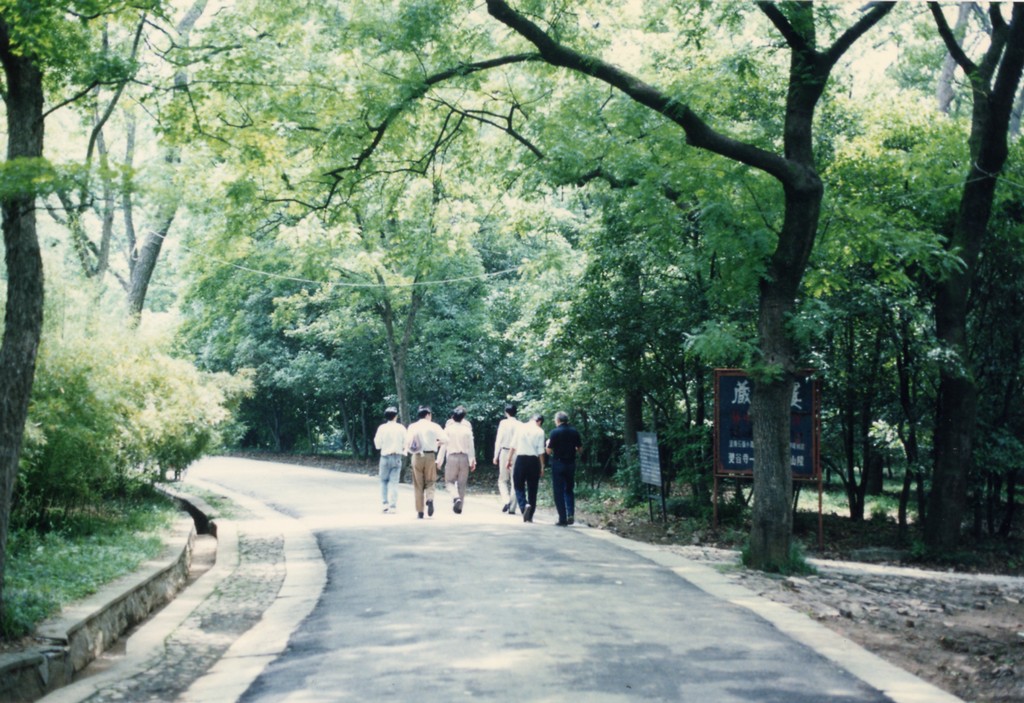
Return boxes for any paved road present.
[41,456,960,703]
[192,458,893,703]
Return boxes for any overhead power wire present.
[181,241,522,288]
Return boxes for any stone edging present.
[0,488,212,703]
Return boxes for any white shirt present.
[445,420,475,456]
[373,420,407,456]
[441,420,475,468]
[405,417,447,455]
[512,420,545,457]
[493,416,520,461]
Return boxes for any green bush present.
[612,444,646,507]
[741,541,817,576]
[17,340,127,531]
[15,308,251,531]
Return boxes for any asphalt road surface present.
[186,457,895,703]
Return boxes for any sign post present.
[712,369,823,547]
[637,432,666,523]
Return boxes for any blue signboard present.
[714,370,819,480]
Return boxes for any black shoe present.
[501,502,510,513]
[427,500,434,517]
[567,516,574,525]
[418,512,424,519]
[524,504,534,522]
[454,498,463,514]
[555,520,568,527]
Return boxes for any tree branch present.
[757,3,811,54]
[822,2,896,69]
[486,0,793,184]
[989,3,1007,35]
[43,80,102,119]
[325,53,542,180]
[86,15,147,163]
[431,99,545,159]
[930,2,978,75]
[990,6,1024,116]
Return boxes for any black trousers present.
[513,455,540,512]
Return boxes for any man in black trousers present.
[546,411,582,526]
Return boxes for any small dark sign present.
[637,432,662,487]
[714,369,819,480]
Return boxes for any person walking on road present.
[441,406,476,514]
[507,413,545,522]
[546,411,582,526]
[405,406,448,519]
[492,403,520,516]
[373,406,406,514]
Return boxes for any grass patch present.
[741,542,817,576]
[2,495,179,639]
[177,485,241,520]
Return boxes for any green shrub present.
[15,306,251,531]
[741,541,817,576]
[612,444,646,507]
[17,339,128,531]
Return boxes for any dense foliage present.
[164,1,1021,555]
[0,2,1022,617]
[15,288,250,532]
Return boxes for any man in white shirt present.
[492,403,520,516]
[372,406,406,514]
[441,406,475,514]
[404,406,448,519]
[506,413,546,522]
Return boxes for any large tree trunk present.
[746,9,827,568]
[623,387,644,447]
[127,1,207,323]
[127,204,176,320]
[378,279,422,427]
[926,5,1024,550]
[0,21,45,631]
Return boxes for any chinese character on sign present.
[732,380,751,405]
[791,382,803,410]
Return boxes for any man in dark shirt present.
[546,411,582,526]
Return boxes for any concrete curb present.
[173,477,327,703]
[0,510,197,703]
[33,487,236,703]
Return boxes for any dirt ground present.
[593,512,1024,703]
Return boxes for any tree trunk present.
[841,319,862,519]
[895,310,921,540]
[623,387,644,447]
[378,280,422,427]
[927,4,1024,550]
[126,1,207,322]
[127,207,175,319]
[0,23,45,631]
[998,469,1017,537]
